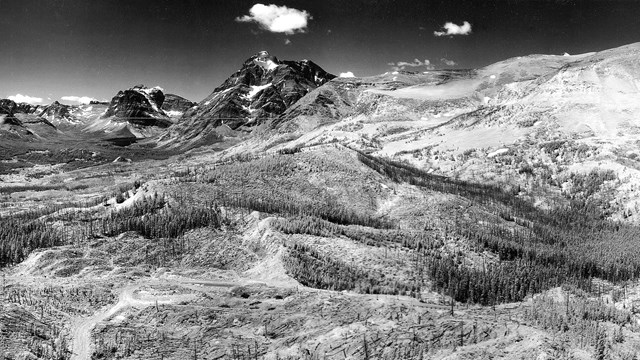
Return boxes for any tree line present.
[356,151,640,305]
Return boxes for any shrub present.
[115,192,126,204]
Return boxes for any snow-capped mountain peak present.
[253,51,279,72]
[160,51,336,147]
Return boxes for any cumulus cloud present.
[398,59,430,67]
[236,3,311,34]
[8,94,43,104]
[61,96,97,104]
[434,21,472,36]
[389,59,434,71]
[441,58,457,66]
[284,38,292,45]
[339,71,355,78]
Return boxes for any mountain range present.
[3,43,640,216]
[5,42,640,359]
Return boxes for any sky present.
[1,0,640,105]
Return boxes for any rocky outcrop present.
[14,103,40,114]
[0,99,40,116]
[102,85,171,128]
[0,99,32,126]
[189,50,335,129]
[161,94,196,115]
[83,85,175,139]
[0,99,14,115]
[36,101,76,123]
[0,99,57,140]
[162,51,335,147]
[0,114,22,127]
[271,79,362,132]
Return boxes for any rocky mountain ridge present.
[82,85,179,140]
[159,51,335,147]
[102,85,171,126]
[36,101,78,125]
[228,42,640,224]
[161,94,197,118]
[0,99,40,116]
[0,99,58,139]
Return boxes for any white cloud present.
[389,59,434,71]
[339,71,355,78]
[61,96,97,104]
[7,94,43,104]
[441,58,457,66]
[398,59,430,67]
[434,21,472,36]
[284,38,292,45]
[236,3,311,35]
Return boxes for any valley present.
[3,43,640,359]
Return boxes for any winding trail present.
[70,285,136,360]
[69,278,237,360]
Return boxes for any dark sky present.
[1,0,639,104]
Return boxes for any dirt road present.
[69,278,236,360]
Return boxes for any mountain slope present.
[159,51,335,148]
[101,85,170,125]
[161,93,197,119]
[0,99,59,140]
[224,42,640,224]
[85,85,173,139]
[261,43,640,155]
[35,101,79,125]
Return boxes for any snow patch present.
[140,86,164,96]
[487,148,509,158]
[254,58,278,71]
[245,83,272,99]
[242,105,256,114]
[135,87,164,113]
[165,110,183,117]
[391,71,399,75]
[490,75,496,79]
[217,87,234,95]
